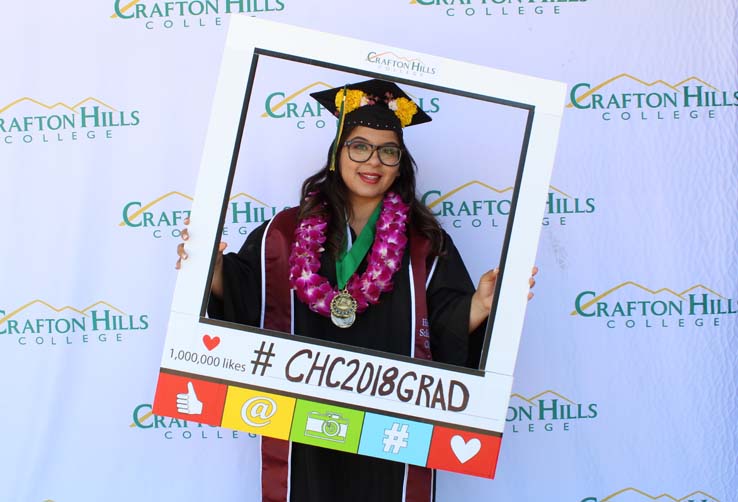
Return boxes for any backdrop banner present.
[1,2,736,502]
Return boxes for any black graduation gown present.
[208,220,484,502]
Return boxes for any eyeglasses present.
[343,139,403,167]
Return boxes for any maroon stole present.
[260,207,434,502]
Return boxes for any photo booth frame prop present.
[153,16,566,479]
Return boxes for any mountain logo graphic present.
[0,300,126,325]
[0,97,117,115]
[581,487,719,502]
[510,390,575,405]
[368,51,423,64]
[424,180,514,210]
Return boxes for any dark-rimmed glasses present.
[343,139,403,167]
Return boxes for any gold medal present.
[330,289,358,328]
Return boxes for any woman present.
[177,79,528,502]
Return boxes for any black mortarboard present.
[310,79,432,169]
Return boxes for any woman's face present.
[339,126,401,209]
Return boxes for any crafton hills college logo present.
[506,390,598,433]
[568,73,738,122]
[571,282,737,329]
[421,181,595,229]
[110,0,286,30]
[0,97,140,145]
[130,403,247,440]
[0,300,149,346]
[365,51,437,77]
[119,191,280,239]
[407,0,586,18]
[580,487,719,502]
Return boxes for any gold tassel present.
[329,86,348,171]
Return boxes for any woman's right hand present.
[175,217,228,298]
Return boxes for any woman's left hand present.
[469,266,538,332]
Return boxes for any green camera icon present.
[304,411,349,443]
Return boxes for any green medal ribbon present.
[335,202,383,290]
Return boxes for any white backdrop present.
[1,2,736,502]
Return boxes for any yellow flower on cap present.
[336,89,365,115]
[392,97,418,128]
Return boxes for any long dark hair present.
[299,124,444,258]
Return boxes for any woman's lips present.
[358,172,381,184]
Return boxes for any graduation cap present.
[310,79,432,170]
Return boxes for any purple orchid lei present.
[288,192,410,318]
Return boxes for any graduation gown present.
[208,210,484,502]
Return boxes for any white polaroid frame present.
[154,16,565,478]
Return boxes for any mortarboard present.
[310,79,432,170]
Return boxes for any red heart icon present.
[202,335,220,351]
